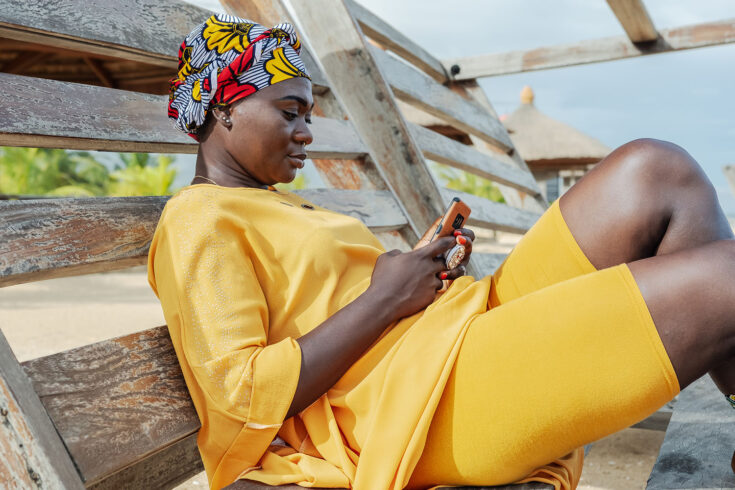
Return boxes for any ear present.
[211,106,232,129]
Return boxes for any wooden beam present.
[21,326,200,487]
[441,189,542,234]
[0,0,330,91]
[83,56,114,88]
[647,376,735,489]
[446,18,735,79]
[0,331,84,489]
[606,0,658,42]
[408,122,541,195]
[344,0,448,83]
[0,190,406,288]
[370,45,513,152]
[3,50,46,74]
[283,0,447,240]
[0,73,365,157]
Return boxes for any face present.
[212,77,314,186]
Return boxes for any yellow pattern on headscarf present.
[265,47,308,84]
[192,80,202,102]
[203,16,254,54]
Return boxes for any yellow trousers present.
[409,200,680,488]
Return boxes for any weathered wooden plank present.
[21,326,199,487]
[441,189,542,234]
[647,375,735,489]
[606,0,658,43]
[0,0,330,90]
[446,18,735,79]
[0,189,406,287]
[369,45,513,152]
[471,252,507,278]
[344,0,447,83]
[89,432,202,490]
[284,0,446,240]
[408,123,541,195]
[0,331,85,489]
[0,73,365,157]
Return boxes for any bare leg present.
[559,138,734,392]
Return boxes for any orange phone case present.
[413,197,471,250]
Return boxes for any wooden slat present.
[0,0,331,90]
[0,331,84,489]
[344,0,447,83]
[283,0,446,239]
[471,252,507,278]
[408,123,541,195]
[647,375,735,489]
[446,18,735,79]
[21,326,200,487]
[606,0,658,43]
[441,189,542,234]
[369,45,513,152]
[0,189,406,287]
[0,73,365,157]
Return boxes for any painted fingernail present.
[457,236,467,245]
[453,230,461,236]
[440,272,448,280]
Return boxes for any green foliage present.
[274,172,309,192]
[0,147,179,197]
[108,155,177,196]
[430,161,505,203]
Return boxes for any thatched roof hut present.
[503,86,610,170]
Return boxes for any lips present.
[287,153,306,169]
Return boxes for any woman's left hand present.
[442,228,474,281]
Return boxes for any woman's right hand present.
[366,236,458,322]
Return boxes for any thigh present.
[410,264,679,488]
[490,199,596,307]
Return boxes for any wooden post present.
[605,0,658,43]
[0,331,84,489]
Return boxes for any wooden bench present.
[0,0,709,488]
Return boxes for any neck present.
[193,145,268,189]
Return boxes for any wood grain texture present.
[344,0,447,83]
[409,122,541,195]
[471,252,507,277]
[441,189,541,234]
[647,375,735,489]
[0,189,405,287]
[0,331,84,489]
[0,73,364,157]
[21,326,199,487]
[0,0,332,89]
[606,0,658,43]
[369,45,513,152]
[446,18,735,79]
[285,0,447,239]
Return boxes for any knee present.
[612,138,710,191]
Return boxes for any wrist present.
[360,285,399,325]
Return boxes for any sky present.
[183,0,735,216]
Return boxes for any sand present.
[1,262,665,489]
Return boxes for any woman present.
[148,14,735,490]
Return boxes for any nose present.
[294,120,313,146]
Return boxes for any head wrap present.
[168,14,311,140]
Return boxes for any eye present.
[282,111,298,121]
[305,115,312,125]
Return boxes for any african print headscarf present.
[168,14,311,140]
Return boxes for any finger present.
[422,236,456,257]
[444,264,467,281]
[453,228,475,241]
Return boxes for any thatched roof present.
[503,86,610,169]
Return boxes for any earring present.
[223,117,231,124]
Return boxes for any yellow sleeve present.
[150,197,301,429]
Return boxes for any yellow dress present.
[147,185,679,489]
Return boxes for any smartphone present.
[414,197,471,251]
[428,197,471,244]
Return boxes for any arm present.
[286,234,470,418]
